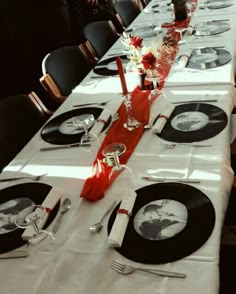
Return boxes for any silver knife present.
[171,99,218,104]
[142,176,200,183]
[40,142,91,151]
[0,250,28,259]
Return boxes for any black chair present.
[113,0,141,28]
[0,93,50,172]
[40,45,93,104]
[83,20,119,60]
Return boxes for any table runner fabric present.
[80,10,198,201]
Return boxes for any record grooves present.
[157,103,228,143]
[93,55,129,76]
[41,107,111,145]
[187,48,231,70]
[108,183,215,264]
[0,183,60,254]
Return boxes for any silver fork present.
[110,260,186,278]
[161,142,211,149]
[0,173,47,182]
[73,100,111,108]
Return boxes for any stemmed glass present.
[102,143,132,179]
[145,71,163,96]
[175,28,188,45]
[15,205,57,253]
[122,94,142,131]
[72,114,100,151]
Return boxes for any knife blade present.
[0,250,28,259]
[171,99,218,104]
[40,142,91,151]
[142,176,200,183]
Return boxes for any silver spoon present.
[89,200,117,233]
[52,198,71,234]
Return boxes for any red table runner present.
[81,2,198,201]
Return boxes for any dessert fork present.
[110,260,186,278]
[0,173,47,182]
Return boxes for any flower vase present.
[137,70,146,90]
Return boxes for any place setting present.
[192,19,230,36]
[0,182,67,257]
[125,24,162,39]
[174,46,232,71]
[40,107,112,151]
[157,102,228,143]
[107,181,216,266]
[199,0,233,10]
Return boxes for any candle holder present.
[123,94,141,131]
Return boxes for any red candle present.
[116,56,128,96]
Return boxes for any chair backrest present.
[113,0,141,28]
[0,94,48,172]
[83,20,119,60]
[40,45,93,101]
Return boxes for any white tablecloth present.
[0,1,236,293]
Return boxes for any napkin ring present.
[97,118,106,124]
[117,208,132,217]
[181,54,190,59]
[158,114,169,120]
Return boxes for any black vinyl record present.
[93,55,129,76]
[41,107,111,145]
[108,183,215,264]
[158,103,228,143]
[187,48,231,69]
[125,25,159,39]
[194,21,230,36]
[204,1,233,10]
[0,182,60,254]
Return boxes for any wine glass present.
[15,205,55,239]
[72,114,100,151]
[15,205,57,254]
[122,94,142,131]
[102,143,132,179]
[175,28,188,45]
[145,71,163,97]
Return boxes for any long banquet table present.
[1,1,236,293]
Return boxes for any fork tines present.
[110,260,124,273]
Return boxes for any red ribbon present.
[117,209,131,216]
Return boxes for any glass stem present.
[124,96,135,126]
